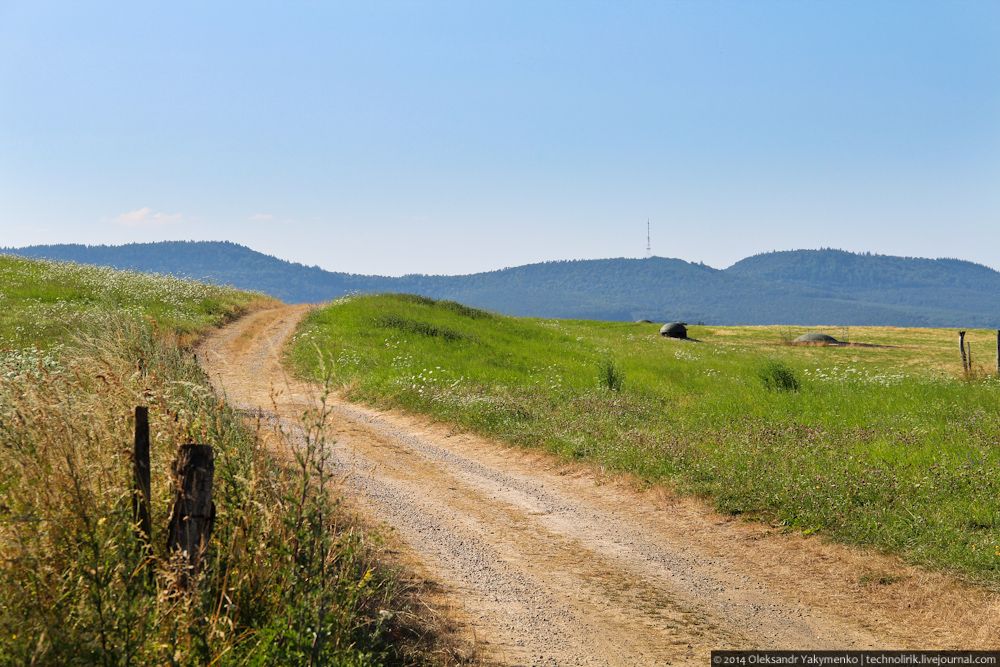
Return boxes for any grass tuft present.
[758,360,801,391]
[598,358,625,392]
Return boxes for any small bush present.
[598,358,625,392]
[758,360,800,391]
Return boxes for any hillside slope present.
[6,242,1000,326]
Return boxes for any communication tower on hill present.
[646,219,652,257]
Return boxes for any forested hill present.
[6,241,1000,327]
[3,241,394,303]
[728,249,1000,291]
[727,249,1000,325]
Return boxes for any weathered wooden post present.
[132,406,152,547]
[959,331,968,373]
[995,330,999,374]
[166,444,215,587]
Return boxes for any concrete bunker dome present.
[660,322,688,339]
[793,332,840,345]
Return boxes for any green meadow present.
[291,294,1000,586]
[0,253,265,349]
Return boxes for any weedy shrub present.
[758,360,800,392]
[598,358,625,392]
[0,318,413,665]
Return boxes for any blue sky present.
[1,1,998,276]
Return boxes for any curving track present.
[199,305,998,666]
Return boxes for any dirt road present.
[199,305,998,665]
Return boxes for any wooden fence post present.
[959,331,968,373]
[166,444,215,586]
[132,407,152,548]
[995,330,999,374]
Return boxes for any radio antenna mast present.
[646,219,651,257]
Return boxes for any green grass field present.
[291,294,1000,586]
[0,253,266,349]
[0,259,424,665]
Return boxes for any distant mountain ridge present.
[5,241,1000,327]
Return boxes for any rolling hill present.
[5,241,1000,327]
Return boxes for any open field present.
[0,259,431,665]
[290,294,1000,586]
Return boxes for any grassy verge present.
[290,294,1000,587]
[0,260,437,664]
[0,253,268,348]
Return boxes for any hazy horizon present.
[2,2,998,275]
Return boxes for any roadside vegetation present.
[291,294,1000,587]
[0,258,432,665]
[0,254,264,349]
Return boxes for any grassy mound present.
[291,294,1000,586]
[0,259,424,664]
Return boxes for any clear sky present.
[1,1,998,276]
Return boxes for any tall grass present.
[0,316,419,664]
[0,260,443,664]
[290,294,1000,586]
